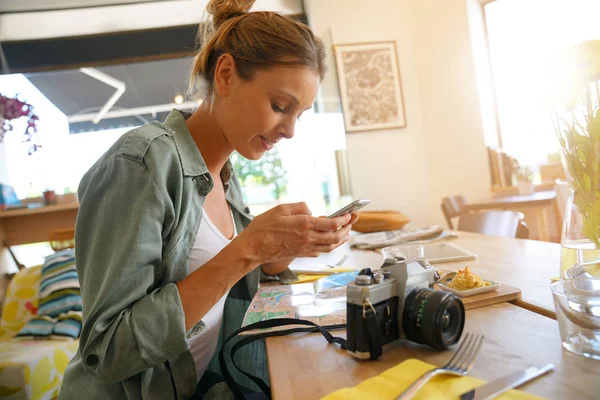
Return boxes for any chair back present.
[441,195,467,229]
[49,228,75,252]
[457,210,529,239]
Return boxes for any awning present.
[24,57,198,134]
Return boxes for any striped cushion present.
[14,249,82,340]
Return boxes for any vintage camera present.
[346,255,465,360]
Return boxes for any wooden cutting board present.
[434,283,521,310]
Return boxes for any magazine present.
[240,272,358,335]
[348,225,458,250]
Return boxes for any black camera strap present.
[364,308,383,361]
[218,318,347,400]
[219,314,384,399]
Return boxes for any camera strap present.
[219,318,347,400]
[363,307,383,361]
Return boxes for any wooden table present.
[0,202,78,247]
[266,233,590,399]
[432,231,560,319]
[300,231,560,318]
[0,202,78,272]
[267,303,600,400]
[461,190,559,241]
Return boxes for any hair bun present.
[207,0,256,30]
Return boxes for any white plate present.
[438,281,500,297]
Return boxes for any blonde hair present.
[190,0,326,99]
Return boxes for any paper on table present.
[349,225,458,250]
[289,240,384,272]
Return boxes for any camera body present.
[346,256,464,360]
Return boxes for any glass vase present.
[560,189,600,279]
[559,126,600,277]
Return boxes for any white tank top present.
[187,207,236,382]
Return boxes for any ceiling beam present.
[0,0,304,41]
[67,101,201,123]
[0,0,179,13]
[79,67,126,124]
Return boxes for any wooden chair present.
[3,242,25,271]
[49,228,75,252]
[441,195,468,230]
[457,210,530,239]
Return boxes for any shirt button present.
[86,354,99,367]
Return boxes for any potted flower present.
[0,93,40,154]
[514,165,535,195]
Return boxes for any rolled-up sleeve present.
[75,155,188,384]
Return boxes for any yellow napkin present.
[321,359,545,400]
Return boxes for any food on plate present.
[446,266,490,290]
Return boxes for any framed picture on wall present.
[333,41,406,132]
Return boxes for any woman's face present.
[213,55,320,160]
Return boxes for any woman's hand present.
[236,202,358,265]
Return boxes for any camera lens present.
[402,288,465,350]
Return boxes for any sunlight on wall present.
[485,0,600,166]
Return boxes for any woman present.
[59,0,358,399]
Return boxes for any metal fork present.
[395,333,485,400]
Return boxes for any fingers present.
[277,202,312,216]
[307,225,351,245]
[310,214,352,231]
[343,213,359,227]
[312,239,348,253]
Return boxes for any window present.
[237,110,348,216]
[1,59,348,255]
[2,74,132,197]
[483,0,600,166]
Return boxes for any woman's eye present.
[271,103,286,113]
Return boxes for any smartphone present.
[328,199,370,218]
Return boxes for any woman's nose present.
[279,120,296,140]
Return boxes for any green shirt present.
[60,109,274,399]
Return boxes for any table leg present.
[537,207,550,242]
[553,198,563,239]
[0,222,16,307]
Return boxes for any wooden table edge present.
[512,299,557,320]
[0,202,79,218]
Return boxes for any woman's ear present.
[214,53,236,97]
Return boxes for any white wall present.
[305,0,491,226]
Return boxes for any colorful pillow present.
[14,250,82,341]
[0,265,42,340]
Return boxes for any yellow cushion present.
[0,340,78,400]
[0,266,42,340]
[322,359,545,400]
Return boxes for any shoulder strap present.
[364,308,383,360]
[218,319,347,400]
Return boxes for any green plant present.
[547,151,562,164]
[550,40,600,247]
[514,165,535,182]
[231,149,288,200]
